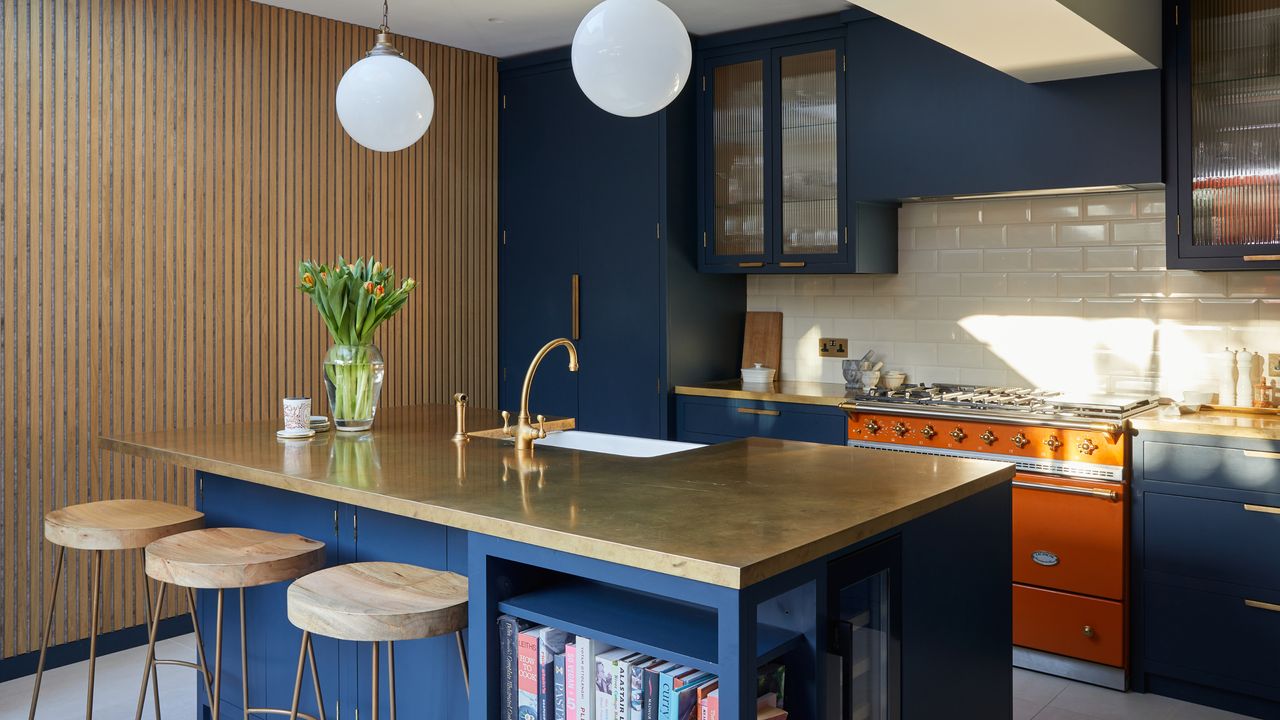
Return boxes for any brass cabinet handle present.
[778,261,806,268]
[1244,255,1280,262]
[737,261,765,268]
[737,407,780,416]
[571,273,580,340]
[1245,598,1280,612]
[1244,450,1280,460]
[1012,480,1118,502]
[1243,503,1280,515]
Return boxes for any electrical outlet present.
[1270,353,1280,376]
[819,337,848,358]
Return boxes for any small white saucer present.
[277,428,316,439]
[310,415,328,424]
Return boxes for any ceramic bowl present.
[858,370,881,388]
[741,364,776,385]
[882,372,906,390]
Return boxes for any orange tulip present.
[375,284,386,298]
[301,273,315,288]
[363,281,375,293]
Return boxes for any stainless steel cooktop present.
[849,384,1159,421]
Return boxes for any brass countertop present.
[673,379,855,407]
[1132,407,1280,442]
[100,404,1012,589]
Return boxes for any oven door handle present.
[1012,480,1118,502]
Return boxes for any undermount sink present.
[534,430,704,458]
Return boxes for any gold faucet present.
[503,338,579,452]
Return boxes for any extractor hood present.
[851,0,1161,83]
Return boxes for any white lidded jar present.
[1220,348,1237,407]
[1237,349,1255,408]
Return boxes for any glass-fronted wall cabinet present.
[1167,0,1280,269]
[699,34,897,274]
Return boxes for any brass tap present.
[452,392,470,443]
[504,338,579,452]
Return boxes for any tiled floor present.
[0,637,1257,719]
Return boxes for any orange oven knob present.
[864,419,881,434]
[1078,438,1099,455]
[979,429,997,445]
[1045,436,1063,452]
[891,422,909,437]
[1012,432,1030,449]
[950,427,967,442]
[921,425,937,439]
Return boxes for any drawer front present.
[1142,440,1280,494]
[1013,474,1125,600]
[1145,492,1280,591]
[1145,581,1280,690]
[1013,584,1124,667]
[677,397,847,445]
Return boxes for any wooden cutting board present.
[741,311,782,372]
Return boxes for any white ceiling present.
[252,0,852,58]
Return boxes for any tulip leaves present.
[296,257,417,346]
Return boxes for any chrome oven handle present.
[1012,480,1118,502]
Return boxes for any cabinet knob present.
[979,429,997,445]
[1044,436,1063,452]
[1082,625,1095,638]
[950,427,967,442]
[865,419,881,434]
[921,425,937,439]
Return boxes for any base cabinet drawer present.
[676,396,847,445]
[1142,441,1280,494]
[1014,584,1124,667]
[1146,492,1280,591]
[1146,581,1280,691]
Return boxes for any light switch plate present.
[1270,353,1280,376]
[819,338,848,358]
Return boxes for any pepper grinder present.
[1236,349,1254,408]
[1220,347,1237,407]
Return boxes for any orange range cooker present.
[838,385,1158,691]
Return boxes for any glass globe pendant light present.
[335,0,435,152]
[571,0,692,117]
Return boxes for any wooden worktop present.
[673,379,856,406]
[1131,407,1280,442]
[100,404,1012,589]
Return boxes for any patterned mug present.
[283,397,312,431]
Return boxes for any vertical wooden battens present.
[0,0,497,660]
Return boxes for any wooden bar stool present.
[285,562,470,720]
[134,527,326,720]
[29,499,204,720]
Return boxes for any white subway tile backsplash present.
[1030,196,1082,222]
[1111,220,1164,245]
[939,249,984,272]
[960,225,1006,248]
[984,248,1033,272]
[1085,247,1139,272]
[938,201,983,225]
[1032,247,1085,272]
[1058,223,1109,246]
[751,192,1280,394]
[1083,192,1137,220]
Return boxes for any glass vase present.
[323,344,385,431]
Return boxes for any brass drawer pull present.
[737,261,765,268]
[1243,503,1280,515]
[778,261,806,268]
[1244,450,1280,460]
[736,407,780,416]
[1245,599,1280,613]
[1243,255,1280,262]
[571,273,580,340]
[1012,480,1118,502]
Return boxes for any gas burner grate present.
[851,383,1158,420]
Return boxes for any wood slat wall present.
[0,0,497,659]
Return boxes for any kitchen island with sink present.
[102,404,1014,719]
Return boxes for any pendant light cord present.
[380,0,390,32]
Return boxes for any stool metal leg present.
[288,632,309,720]
[185,587,216,707]
[456,630,470,698]
[139,567,162,720]
[240,588,249,720]
[133,582,169,720]
[306,633,326,720]
[27,544,65,720]
[213,588,225,717]
[287,631,327,720]
[85,549,103,720]
[388,641,397,720]
[371,641,380,720]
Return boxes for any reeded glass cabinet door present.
[1186,0,1280,253]
[779,48,841,258]
[710,58,767,261]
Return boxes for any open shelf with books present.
[497,579,804,674]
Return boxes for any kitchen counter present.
[101,404,1011,589]
[1131,406,1280,442]
[673,378,854,407]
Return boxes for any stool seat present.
[145,527,325,589]
[44,499,204,550]
[288,562,468,642]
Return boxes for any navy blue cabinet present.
[1132,431,1280,717]
[499,55,744,439]
[675,394,848,445]
[1164,0,1280,271]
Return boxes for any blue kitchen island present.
[102,404,1013,720]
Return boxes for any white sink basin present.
[535,430,704,458]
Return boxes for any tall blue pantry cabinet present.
[498,53,744,439]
